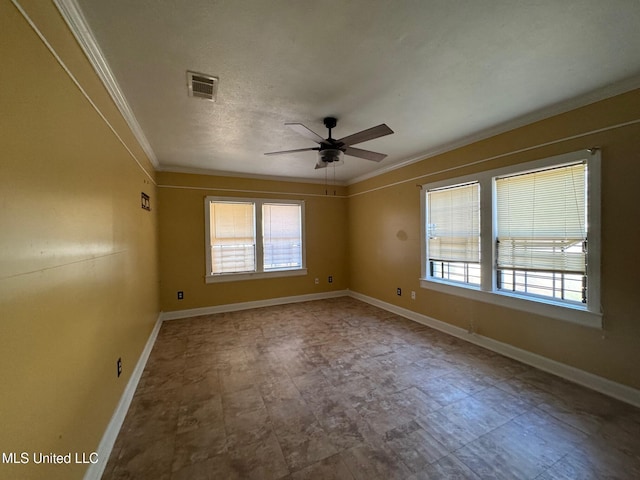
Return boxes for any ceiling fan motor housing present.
[323,117,338,130]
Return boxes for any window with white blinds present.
[209,201,256,274]
[427,182,481,285]
[428,182,480,263]
[205,196,306,282]
[496,163,586,275]
[263,203,302,270]
[420,149,601,326]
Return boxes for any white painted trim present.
[417,149,603,329]
[84,291,344,477]
[83,314,163,480]
[204,196,307,280]
[419,279,602,329]
[158,184,347,199]
[84,289,638,480]
[81,286,638,480]
[11,0,156,185]
[348,118,640,197]
[160,290,349,321]
[47,2,640,191]
[157,165,348,187]
[53,0,159,168]
[206,268,308,284]
[348,76,640,186]
[348,290,640,409]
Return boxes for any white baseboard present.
[85,290,348,478]
[348,290,640,408]
[86,289,639,479]
[160,290,350,321]
[83,314,163,480]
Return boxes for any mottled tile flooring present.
[103,297,640,479]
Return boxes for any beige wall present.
[0,2,159,479]
[158,172,349,311]
[348,89,640,390]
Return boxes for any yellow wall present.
[0,2,159,479]
[348,89,640,390]
[157,172,349,311]
[2,2,640,479]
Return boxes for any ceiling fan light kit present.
[317,148,343,166]
[265,117,394,170]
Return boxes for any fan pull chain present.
[325,164,328,196]
[333,163,336,196]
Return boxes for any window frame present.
[204,196,307,283]
[420,149,602,328]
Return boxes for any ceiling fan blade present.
[285,123,325,144]
[264,147,319,156]
[337,124,394,147]
[344,146,387,162]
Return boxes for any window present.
[427,182,480,286]
[209,201,256,274]
[495,163,587,304]
[205,197,306,282]
[263,203,303,271]
[421,149,601,327]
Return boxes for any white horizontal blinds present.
[209,202,256,274]
[263,203,302,270]
[427,182,480,263]
[496,162,586,274]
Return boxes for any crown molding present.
[54,0,159,168]
[348,76,640,186]
[51,0,640,187]
[157,164,348,187]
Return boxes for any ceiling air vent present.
[187,71,218,101]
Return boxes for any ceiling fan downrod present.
[323,117,337,140]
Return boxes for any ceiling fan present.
[265,117,394,169]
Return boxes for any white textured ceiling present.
[72,0,640,183]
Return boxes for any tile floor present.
[103,297,640,479]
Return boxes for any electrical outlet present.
[411,291,416,300]
[177,291,184,300]
[397,287,402,296]
[117,358,122,377]
[328,276,333,283]
[314,278,319,285]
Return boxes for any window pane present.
[498,268,585,304]
[496,161,588,304]
[263,203,302,270]
[428,182,480,263]
[429,260,481,285]
[210,202,255,274]
[427,182,480,286]
[496,163,586,274]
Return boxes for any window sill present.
[420,278,602,329]
[206,268,307,284]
